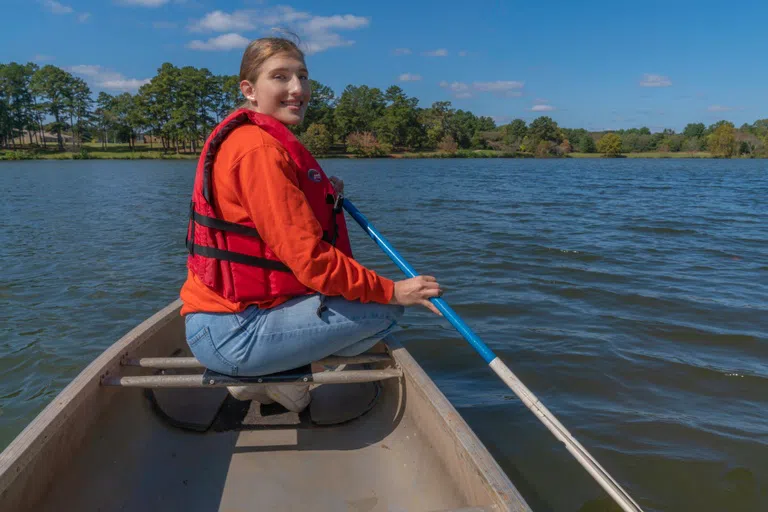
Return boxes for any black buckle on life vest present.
[316,295,329,318]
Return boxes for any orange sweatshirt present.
[180,125,394,315]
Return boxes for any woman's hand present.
[329,176,344,195]
[390,276,444,316]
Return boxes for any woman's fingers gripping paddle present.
[329,176,344,195]
[391,275,444,316]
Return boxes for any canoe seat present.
[100,349,401,431]
[102,351,401,388]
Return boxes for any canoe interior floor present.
[37,380,472,512]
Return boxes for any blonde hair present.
[239,36,305,84]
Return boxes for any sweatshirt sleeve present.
[231,144,395,304]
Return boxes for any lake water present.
[2,158,767,511]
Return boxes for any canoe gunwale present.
[387,338,531,511]
[0,299,185,509]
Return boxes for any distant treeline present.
[1,61,766,158]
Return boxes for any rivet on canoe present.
[208,379,214,385]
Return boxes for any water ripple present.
[2,158,767,512]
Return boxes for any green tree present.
[597,133,622,157]
[503,119,527,146]
[140,63,179,151]
[578,134,597,153]
[683,123,706,138]
[212,74,240,122]
[334,85,385,141]
[446,109,479,149]
[753,119,768,137]
[708,121,737,157]
[437,134,458,153]
[112,92,140,148]
[683,137,702,154]
[527,116,562,156]
[420,100,454,149]
[300,123,333,154]
[659,134,684,152]
[94,91,116,148]
[62,76,92,148]
[476,116,495,131]
[300,80,335,136]
[528,116,563,145]
[30,65,74,150]
[373,85,424,149]
[0,62,38,147]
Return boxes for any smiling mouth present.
[281,101,304,108]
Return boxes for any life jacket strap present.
[189,244,291,272]
[186,200,289,271]
[192,210,261,238]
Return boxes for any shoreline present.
[2,145,764,161]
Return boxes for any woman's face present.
[242,53,311,125]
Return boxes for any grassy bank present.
[568,151,714,158]
[0,143,198,161]
[0,144,521,161]
[1,144,758,161]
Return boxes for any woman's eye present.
[273,74,285,80]
[299,75,309,80]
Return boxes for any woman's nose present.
[288,76,304,95]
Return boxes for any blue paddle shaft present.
[342,198,496,363]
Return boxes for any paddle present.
[342,197,643,512]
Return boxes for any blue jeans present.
[184,294,404,376]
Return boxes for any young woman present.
[181,37,442,413]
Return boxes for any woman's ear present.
[240,80,256,103]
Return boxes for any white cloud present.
[187,33,250,51]
[708,105,733,112]
[68,65,151,92]
[639,74,672,87]
[116,0,170,6]
[474,80,524,97]
[187,8,369,55]
[41,1,91,23]
[399,73,422,82]
[439,81,472,98]
[302,14,368,32]
[42,0,73,14]
[440,80,524,99]
[300,32,355,54]
[259,6,311,25]
[189,10,254,32]
[297,15,369,54]
[422,49,448,57]
[531,104,555,112]
[393,48,411,55]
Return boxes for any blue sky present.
[2,0,766,132]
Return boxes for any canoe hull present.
[0,300,530,511]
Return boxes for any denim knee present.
[387,304,405,322]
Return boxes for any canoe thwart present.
[102,368,403,388]
[122,353,393,369]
